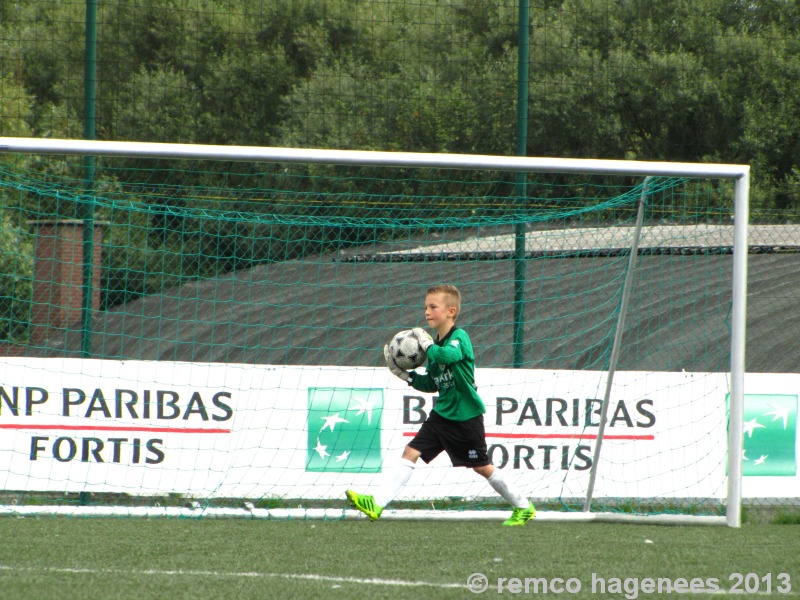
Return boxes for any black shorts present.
[407,410,490,468]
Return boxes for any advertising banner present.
[0,358,797,500]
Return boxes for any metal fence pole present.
[513,0,530,368]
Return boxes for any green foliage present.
[0,73,33,138]
[0,211,33,342]
[773,510,800,525]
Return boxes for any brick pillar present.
[29,220,104,345]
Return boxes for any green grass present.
[0,518,798,599]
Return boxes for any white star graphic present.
[743,418,765,438]
[349,396,375,424]
[320,413,349,432]
[335,450,351,462]
[764,404,791,429]
[742,449,749,461]
[754,454,768,466]
[313,439,329,459]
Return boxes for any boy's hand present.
[411,327,434,352]
[383,345,412,383]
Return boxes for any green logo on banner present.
[306,388,383,473]
[741,394,797,477]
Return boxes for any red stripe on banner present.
[0,424,230,434]
[402,431,654,441]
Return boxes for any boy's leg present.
[346,447,420,521]
[374,452,418,506]
[475,464,536,526]
[476,464,530,508]
[430,413,534,525]
[345,489,383,521]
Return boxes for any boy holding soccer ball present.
[346,284,536,526]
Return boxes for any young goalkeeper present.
[346,284,536,526]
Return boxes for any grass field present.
[0,517,798,599]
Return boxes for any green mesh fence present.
[3,0,800,208]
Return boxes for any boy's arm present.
[409,371,438,393]
[383,344,438,392]
[383,345,413,383]
[412,327,464,365]
[406,328,464,392]
[425,342,463,365]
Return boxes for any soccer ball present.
[388,329,427,370]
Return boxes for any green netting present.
[0,152,766,522]
[1,158,689,226]
[0,154,726,365]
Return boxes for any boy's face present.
[424,292,457,334]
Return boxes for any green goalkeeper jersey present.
[409,326,486,422]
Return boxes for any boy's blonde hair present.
[426,284,462,320]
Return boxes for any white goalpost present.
[0,137,750,526]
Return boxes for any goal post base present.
[0,504,728,525]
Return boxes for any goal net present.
[0,138,749,525]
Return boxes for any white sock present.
[486,469,529,509]
[373,458,415,507]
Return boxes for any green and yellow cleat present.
[502,502,536,526]
[345,490,384,521]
